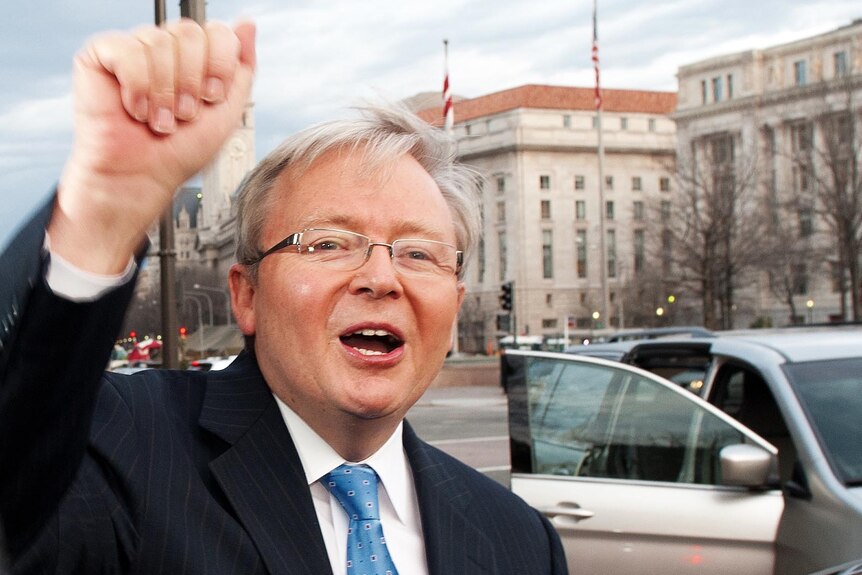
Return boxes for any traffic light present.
[179,326,188,339]
[499,281,514,311]
[129,331,137,340]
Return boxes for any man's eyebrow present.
[295,216,452,241]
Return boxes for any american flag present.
[592,0,602,110]
[443,39,454,134]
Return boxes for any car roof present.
[627,326,862,364]
[605,326,713,342]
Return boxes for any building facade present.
[419,84,677,352]
[674,19,862,326]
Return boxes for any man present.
[0,18,567,574]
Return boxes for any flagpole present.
[443,38,459,354]
[593,0,610,329]
[443,39,454,135]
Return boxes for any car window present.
[784,358,862,486]
[518,354,747,485]
[709,364,796,484]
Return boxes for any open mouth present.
[340,328,404,356]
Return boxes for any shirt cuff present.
[44,235,137,302]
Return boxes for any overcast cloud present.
[1,0,859,246]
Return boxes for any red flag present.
[592,0,602,110]
[443,39,454,133]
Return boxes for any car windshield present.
[783,357,862,486]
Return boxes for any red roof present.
[416,84,677,126]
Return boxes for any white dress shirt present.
[274,396,429,575]
[44,245,430,575]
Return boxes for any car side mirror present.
[720,444,775,488]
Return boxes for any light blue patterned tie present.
[324,464,399,575]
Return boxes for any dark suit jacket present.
[0,201,568,574]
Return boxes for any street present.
[407,385,511,486]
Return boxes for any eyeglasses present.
[247,228,463,277]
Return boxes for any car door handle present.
[540,503,595,524]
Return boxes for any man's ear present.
[228,263,256,336]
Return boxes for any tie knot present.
[324,464,380,521]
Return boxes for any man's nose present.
[349,242,403,298]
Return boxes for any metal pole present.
[187,291,214,326]
[593,0,611,328]
[180,0,206,23]
[184,296,205,359]
[193,283,231,324]
[154,0,180,369]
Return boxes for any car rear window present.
[784,358,862,486]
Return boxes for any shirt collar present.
[272,394,415,526]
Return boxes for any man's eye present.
[405,250,432,261]
[312,240,345,251]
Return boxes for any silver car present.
[504,328,862,574]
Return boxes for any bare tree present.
[782,81,862,322]
[663,132,766,329]
[811,108,862,320]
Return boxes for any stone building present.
[418,84,677,352]
[673,19,862,326]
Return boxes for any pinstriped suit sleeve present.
[0,198,139,558]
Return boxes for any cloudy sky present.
[1,0,859,246]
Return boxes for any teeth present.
[356,329,393,337]
[355,348,385,356]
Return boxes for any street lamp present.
[183,296,206,358]
[193,283,232,325]
[806,299,815,324]
[186,291,214,326]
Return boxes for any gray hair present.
[234,104,482,281]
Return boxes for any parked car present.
[564,326,714,363]
[504,327,862,574]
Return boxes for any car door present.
[504,350,784,575]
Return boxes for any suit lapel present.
[200,353,332,575]
[404,422,496,575]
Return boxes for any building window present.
[799,207,814,237]
[496,175,505,193]
[727,74,734,99]
[605,201,615,220]
[575,200,587,220]
[633,201,644,221]
[574,175,585,190]
[498,231,507,281]
[792,264,808,295]
[607,230,617,278]
[540,199,551,219]
[545,293,553,306]
[539,175,551,190]
[648,118,656,132]
[542,318,558,329]
[576,230,588,279]
[478,235,485,283]
[659,176,671,192]
[712,76,723,102]
[834,51,848,78]
[620,117,628,130]
[634,229,645,273]
[605,175,614,190]
[496,200,506,223]
[661,229,672,275]
[563,114,572,128]
[465,124,472,136]
[794,60,807,86]
[631,176,642,191]
[542,230,554,279]
[791,122,813,154]
[701,80,708,104]
[661,200,671,223]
